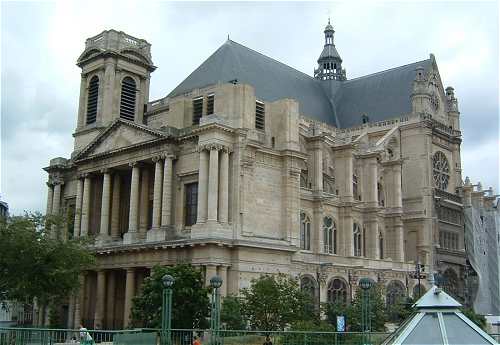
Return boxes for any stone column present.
[161,156,174,226]
[197,149,209,223]
[98,170,112,243]
[394,220,405,262]
[74,178,84,238]
[139,168,150,236]
[393,164,403,208]
[80,175,92,237]
[364,156,378,207]
[74,274,84,328]
[67,295,75,330]
[94,270,106,329]
[311,139,323,192]
[123,268,136,328]
[152,157,163,229]
[365,221,379,259]
[217,266,228,297]
[205,265,217,287]
[218,149,229,223]
[110,174,121,240]
[124,163,140,244]
[52,182,62,216]
[106,270,116,329]
[46,182,54,216]
[207,147,219,222]
[334,146,354,202]
[343,212,354,257]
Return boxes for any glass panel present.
[404,314,443,345]
[443,313,490,345]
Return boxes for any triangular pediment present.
[75,120,168,161]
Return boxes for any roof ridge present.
[344,58,430,83]
[227,39,315,80]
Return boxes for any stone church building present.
[42,23,466,329]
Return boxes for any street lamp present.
[359,278,374,345]
[162,274,175,345]
[210,275,223,345]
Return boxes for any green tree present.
[0,213,94,306]
[241,274,312,331]
[221,295,246,330]
[461,307,487,331]
[131,264,210,329]
[325,284,388,332]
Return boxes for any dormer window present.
[192,97,203,125]
[255,100,265,130]
[120,76,136,121]
[206,94,214,115]
[86,76,99,124]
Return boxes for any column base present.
[146,227,167,242]
[190,221,232,240]
[123,231,141,244]
[96,234,111,246]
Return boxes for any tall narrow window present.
[206,94,214,115]
[184,183,198,226]
[192,97,203,125]
[120,76,136,121]
[86,76,99,124]
[353,223,362,256]
[379,232,384,259]
[353,174,359,200]
[323,216,336,254]
[255,101,265,130]
[300,212,311,251]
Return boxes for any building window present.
[255,100,265,130]
[300,212,311,250]
[206,94,214,115]
[86,76,99,124]
[439,231,459,250]
[184,183,198,226]
[353,223,362,256]
[353,174,361,200]
[300,276,318,311]
[327,278,348,305]
[432,151,450,191]
[300,170,311,189]
[324,174,335,194]
[386,280,406,306]
[323,217,336,254]
[192,97,203,125]
[379,232,384,259]
[119,76,137,121]
[378,183,385,206]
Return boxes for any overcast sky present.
[1,1,498,215]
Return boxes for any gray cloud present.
[1,1,498,214]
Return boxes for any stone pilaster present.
[139,168,150,237]
[74,178,84,238]
[311,138,323,192]
[106,270,116,329]
[197,149,209,223]
[218,149,229,223]
[52,182,62,216]
[152,157,163,229]
[365,220,379,259]
[205,265,217,287]
[67,295,75,330]
[334,145,354,202]
[393,219,405,262]
[124,163,140,244]
[94,270,106,329]
[110,174,121,240]
[393,164,403,208]
[98,170,111,243]
[208,147,220,222]
[123,268,135,328]
[74,274,84,328]
[45,182,54,216]
[161,155,174,226]
[217,266,228,297]
[363,156,378,207]
[342,211,354,257]
[80,175,91,237]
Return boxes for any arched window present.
[323,216,336,254]
[300,212,311,251]
[432,151,450,191]
[442,268,459,299]
[412,284,426,299]
[353,223,362,256]
[327,278,348,305]
[386,280,406,306]
[86,76,99,124]
[301,276,318,311]
[120,76,137,121]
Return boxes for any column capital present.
[129,161,139,168]
[162,153,176,160]
[152,156,163,163]
[46,181,54,188]
[198,143,231,152]
[78,172,90,179]
[125,267,136,273]
[100,168,111,174]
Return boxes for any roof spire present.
[314,20,346,81]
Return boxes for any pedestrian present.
[192,335,202,345]
[263,335,273,345]
[79,324,94,345]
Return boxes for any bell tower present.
[314,19,346,81]
[74,30,156,151]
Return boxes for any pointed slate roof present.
[168,40,336,125]
[167,40,432,129]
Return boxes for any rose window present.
[432,151,450,190]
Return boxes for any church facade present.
[42,24,466,329]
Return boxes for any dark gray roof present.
[318,44,342,62]
[168,40,336,125]
[167,39,432,129]
[333,59,432,128]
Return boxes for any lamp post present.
[359,278,374,345]
[162,274,175,345]
[210,275,223,345]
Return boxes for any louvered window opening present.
[192,97,203,125]
[206,94,214,115]
[120,77,136,121]
[255,101,265,130]
[86,76,99,124]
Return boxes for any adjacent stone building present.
[42,23,466,329]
